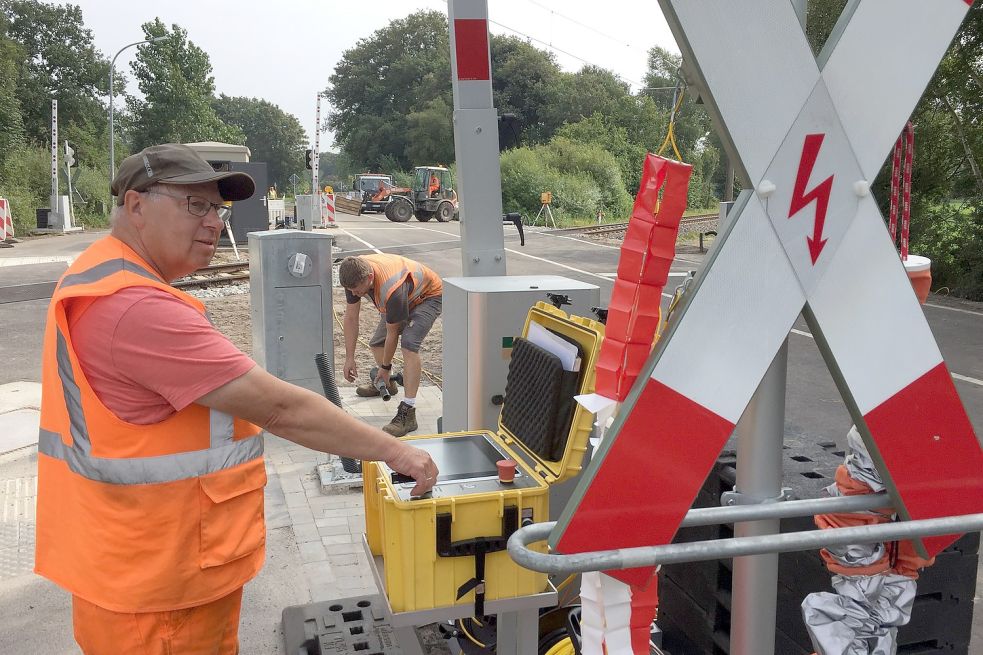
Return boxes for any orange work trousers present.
[72,587,243,655]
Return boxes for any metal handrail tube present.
[683,491,892,527]
[508,513,983,575]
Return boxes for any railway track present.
[565,212,719,237]
[173,261,250,289]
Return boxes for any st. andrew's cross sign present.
[550,0,983,587]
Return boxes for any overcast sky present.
[71,0,677,150]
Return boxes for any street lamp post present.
[109,37,166,185]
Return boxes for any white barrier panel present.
[267,199,286,228]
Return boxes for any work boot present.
[382,401,417,437]
[356,379,398,398]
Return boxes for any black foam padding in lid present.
[501,337,577,461]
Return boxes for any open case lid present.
[496,301,604,485]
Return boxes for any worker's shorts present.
[369,296,442,353]
[72,587,243,655]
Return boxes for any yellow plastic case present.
[364,302,603,613]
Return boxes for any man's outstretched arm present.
[199,366,437,495]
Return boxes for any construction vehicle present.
[352,173,395,213]
[383,166,458,223]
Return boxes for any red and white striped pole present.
[888,131,902,243]
[900,122,914,260]
[888,121,914,260]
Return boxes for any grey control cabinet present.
[249,230,334,394]
[442,276,600,433]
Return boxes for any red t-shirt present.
[66,287,255,425]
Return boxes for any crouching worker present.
[339,254,443,436]
[35,143,438,655]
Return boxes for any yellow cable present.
[657,87,686,161]
[545,637,574,655]
[457,618,487,648]
[332,307,443,387]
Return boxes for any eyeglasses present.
[145,190,232,222]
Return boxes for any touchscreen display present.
[412,435,514,482]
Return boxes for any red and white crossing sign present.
[550,0,983,587]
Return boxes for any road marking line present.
[924,302,983,317]
[952,372,983,387]
[504,248,674,299]
[336,228,381,254]
[789,328,981,387]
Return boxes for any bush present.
[0,145,112,233]
[910,199,983,299]
[499,138,631,224]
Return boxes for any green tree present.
[491,36,562,144]
[1,0,110,162]
[212,95,307,187]
[0,12,25,170]
[405,96,455,165]
[326,10,451,170]
[542,66,631,136]
[126,19,241,150]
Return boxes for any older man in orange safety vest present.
[35,143,438,655]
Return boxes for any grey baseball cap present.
[111,143,255,205]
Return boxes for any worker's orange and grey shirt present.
[345,254,442,324]
[35,236,265,613]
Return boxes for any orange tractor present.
[381,166,458,223]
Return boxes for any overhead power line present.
[429,0,647,89]
[527,0,649,56]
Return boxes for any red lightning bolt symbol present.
[789,133,834,265]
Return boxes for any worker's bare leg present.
[401,349,422,400]
[370,345,385,366]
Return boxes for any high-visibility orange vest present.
[364,253,442,315]
[35,236,266,613]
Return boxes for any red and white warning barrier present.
[0,197,14,241]
[321,192,337,227]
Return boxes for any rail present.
[507,496,983,575]
[556,212,718,239]
[173,261,250,289]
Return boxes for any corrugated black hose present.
[314,353,362,474]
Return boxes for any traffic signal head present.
[305,149,314,170]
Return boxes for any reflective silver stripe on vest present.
[378,263,428,309]
[56,330,91,454]
[407,267,426,303]
[210,410,234,448]
[58,258,161,289]
[38,428,264,485]
[378,269,405,310]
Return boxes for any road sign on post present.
[552,0,983,590]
